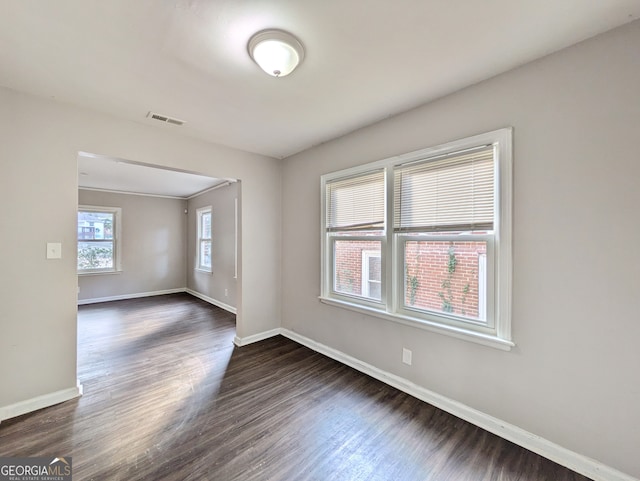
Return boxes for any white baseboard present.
[77,288,185,305]
[185,289,237,314]
[278,328,637,481]
[0,381,83,422]
[233,328,281,347]
[78,288,238,315]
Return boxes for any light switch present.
[47,242,62,259]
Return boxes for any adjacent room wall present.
[0,86,281,417]
[281,20,640,479]
[187,182,238,310]
[77,189,187,302]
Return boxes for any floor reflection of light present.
[74,301,235,472]
[305,391,427,479]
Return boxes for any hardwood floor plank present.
[0,294,591,480]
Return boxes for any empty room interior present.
[1,2,639,480]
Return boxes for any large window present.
[321,129,513,349]
[77,206,121,273]
[196,206,212,272]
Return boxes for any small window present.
[77,206,121,274]
[196,206,212,272]
[321,128,513,350]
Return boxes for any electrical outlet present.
[402,348,412,365]
[224,288,228,297]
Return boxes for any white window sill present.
[78,269,122,276]
[195,268,212,274]
[318,296,514,351]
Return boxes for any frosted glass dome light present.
[248,30,305,77]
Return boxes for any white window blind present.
[326,170,385,231]
[394,146,494,233]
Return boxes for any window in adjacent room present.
[321,128,513,350]
[77,206,122,274]
[197,206,212,272]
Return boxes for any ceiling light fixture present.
[248,29,305,77]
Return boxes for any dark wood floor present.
[0,294,591,481]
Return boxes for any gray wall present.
[78,189,187,302]
[187,182,238,309]
[281,21,640,478]
[0,85,281,414]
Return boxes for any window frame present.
[324,162,388,309]
[196,206,213,273]
[77,205,122,275]
[320,128,513,350]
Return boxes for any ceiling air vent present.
[147,111,185,126]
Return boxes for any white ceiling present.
[78,153,225,198]
[1,0,639,162]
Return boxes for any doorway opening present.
[76,151,241,356]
